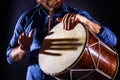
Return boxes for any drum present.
[38,22,119,80]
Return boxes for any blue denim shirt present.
[6,3,117,80]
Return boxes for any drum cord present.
[48,8,53,32]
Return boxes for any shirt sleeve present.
[78,10,117,47]
[6,13,27,64]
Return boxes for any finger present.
[21,32,26,37]
[71,13,76,23]
[74,14,81,23]
[62,14,67,29]
[18,35,23,45]
[19,32,27,42]
[67,13,75,30]
[66,13,72,30]
[72,14,79,27]
[18,31,28,44]
[18,33,25,44]
[28,29,34,38]
[18,37,21,44]
[63,13,71,30]
[21,32,26,40]
[74,14,78,22]
[56,17,62,22]
[18,37,25,45]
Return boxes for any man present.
[6,0,117,80]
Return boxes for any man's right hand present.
[18,29,34,52]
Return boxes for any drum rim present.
[39,22,88,76]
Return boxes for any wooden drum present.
[38,22,119,80]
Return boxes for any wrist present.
[11,46,28,62]
[77,14,88,25]
[82,17,89,25]
[19,46,30,53]
[97,27,104,35]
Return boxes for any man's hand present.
[57,13,78,30]
[18,29,34,52]
[57,13,101,34]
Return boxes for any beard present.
[37,0,62,10]
[46,0,59,8]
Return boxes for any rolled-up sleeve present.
[79,10,117,47]
[6,13,27,64]
[98,26,117,46]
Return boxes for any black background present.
[0,0,119,80]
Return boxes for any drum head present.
[38,23,87,76]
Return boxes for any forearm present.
[84,19,102,34]
[77,14,102,34]
[77,14,117,46]
[11,46,27,62]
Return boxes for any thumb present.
[28,29,34,38]
[56,17,62,22]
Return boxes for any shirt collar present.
[61,3,69,12]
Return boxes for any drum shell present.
[38,23,119,80]
[55,28,119,80]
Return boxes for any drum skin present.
[38,23,119,80]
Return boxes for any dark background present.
[0,0,119,80]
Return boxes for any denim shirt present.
[6,3,117,80]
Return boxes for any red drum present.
[38,22,119,80]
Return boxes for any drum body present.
[38,23,119,80]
